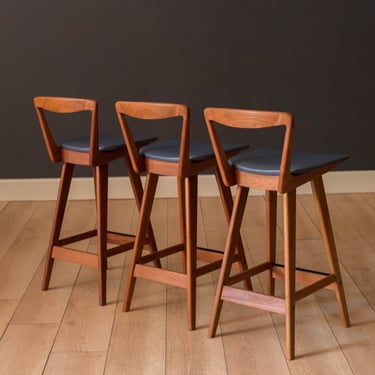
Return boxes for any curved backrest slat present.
[116,101,190,175]
[34,96,99,164]
[204,107,294,190]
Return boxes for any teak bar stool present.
[204,107,350,360]
[115,101,252,330]
[34,96,159,305]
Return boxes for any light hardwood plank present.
[0,201,54,299]
[274,294,352,374]
[269,237,352,371]
[329,193,375,250]
[11,259,79,325]
[269,207,353,371]
[362,193,375,210]
[277,193,322,240]
[316,266,375,375]
[0,300,18,337]
[165,198,228,374]
[10,200,98,324]
[201,196,289,374]
[108,198,137,235]
[105,198,167,375]
[234,197,291,372]
[52,242,125,353]
[0,201,39,261]
[105,278,166,375]
[0,324,58,375]
[48,199,134,353]
[220,303,290,375]
[241,195,284,291]
[198,196,227,252]
[0,195,373,375]
[44,352,106,375]
[295,194,375,373]
[58,200,96,239]
[299,194,375,309]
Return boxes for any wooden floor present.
[0,193,374,374]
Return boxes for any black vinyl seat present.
[229,147,348,176]
[140,138,248,163]
[60,133,157,153]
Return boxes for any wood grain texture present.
[0,195,374,374]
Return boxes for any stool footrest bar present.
[56,230,97,246]
[295,274,337,301]
[196,260,223,277]
[52,246,98,268]
[134,264,186,288]
[222,286,286,314]
[138,243,185,264]
[107,231,135,245]
[106,242,135,257]
[228,261,271,286]
[272,264,336,291]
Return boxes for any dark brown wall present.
[1,0,374,178]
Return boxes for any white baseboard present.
[0,170,374,201]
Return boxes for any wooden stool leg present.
[178,177,187,274]
[185,175,198,330]
[123,173,159,312]
[283,190,296,360]
[208,186,249,338]
[42,162,74,291]
[214,168,252,291]
[311,176,350,327]
[266,190,277,296]
[95,164,109,306]
[126,154,161,268]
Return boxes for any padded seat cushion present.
[140,139,248,163]
[229,147,349,176]
[59,134,157,152]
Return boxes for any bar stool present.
[115,101,252,330]
[34,96,159,305]
[204,107,350,360]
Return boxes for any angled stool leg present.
[311,176,350,327]
[95,164,109,306]
[208,186,249,338]
[266,190,277,296]
[123,173,159,312]
[214,168,252,291]
[185,174,198,330]
[283,190,297,360]
[42,162,74,290]
[126,154,161,268]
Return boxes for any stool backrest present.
[115,101,190,175]
[204,107,294,192]
[34,96,99,164]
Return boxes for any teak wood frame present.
[34,96,158,306]
[204,107,350,360]
[116,101,252,330]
